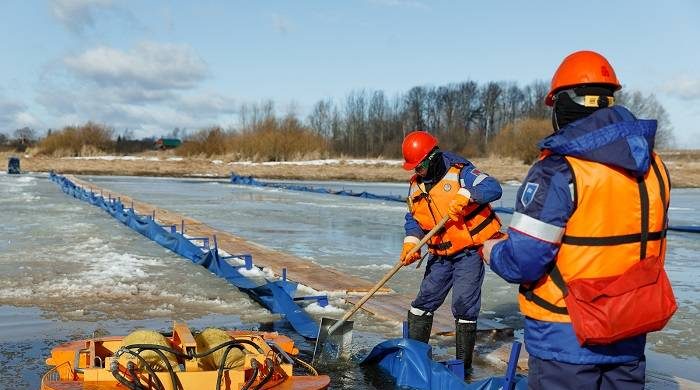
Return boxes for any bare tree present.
[503,83,525,124]
[14,127,36,145]
[308,98,334,139]
[301,79,674,158]
[239,100,276,132]
[522,80,550,119]
[617,90,674,148]
[479,82,504,150]
[368,90,389,156]
[344,90,368,155]
[404,86,427,131]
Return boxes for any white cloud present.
[14,112,43,129]
[176,94,238,115]
[660,75,700,101]
[0,98,42,130]
[34,41,242,137]
[0,99,26,119]
[37,72,239,137]
[64,42,209,90]
[50,0,115,33]
[0,96,42,130]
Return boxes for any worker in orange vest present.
[483,51,672,389]
[401,130,503,378]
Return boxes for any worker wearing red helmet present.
[482,51,673,389]
[401,130,503,378]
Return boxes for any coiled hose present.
[115,339,278,390]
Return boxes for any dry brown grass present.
[4,149,698,188]
[37,122,114,157]
[174,117,328,161]
[489,118,553,164]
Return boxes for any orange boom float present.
[42,322,330,390]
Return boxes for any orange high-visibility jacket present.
[408,165,502,256]
[519,153,670,322]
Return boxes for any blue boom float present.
[230,173,700,234]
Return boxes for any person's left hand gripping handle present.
[400,237,422,265]
[448,188,471,222]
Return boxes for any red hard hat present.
[402,131,438,170]
[545,50,622,106]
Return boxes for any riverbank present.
[3,150,699,187]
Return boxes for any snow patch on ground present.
[229,159,403,166]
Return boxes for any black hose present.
[110,349,165,390]
[123,343,191,359]
[120,338,274,390]
[124,339,261,360]
[138,346,181,390]
[111,360,140,390]
[240,359,260,390]
[127,352,163,390]
[189,339,262,357]
[127,362,145,390]
[252,358,276,390]
[215,345,240,390]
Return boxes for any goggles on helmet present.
[554,89,615,108]
[416,149,438,172]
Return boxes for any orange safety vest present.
[408,165,502,256]
[519,152,670,322]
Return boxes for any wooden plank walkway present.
[66,175,509,336]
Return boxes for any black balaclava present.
[420,148,446,192]
[552,85,616,131]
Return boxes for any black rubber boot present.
[407,309,433,344]
[456,320,477,379]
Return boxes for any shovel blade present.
[312,317,354,364]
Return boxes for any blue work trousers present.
[411,249,484,321]
[528,355,646,390]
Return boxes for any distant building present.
[155,138,182,150]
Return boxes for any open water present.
[1,173,698,389]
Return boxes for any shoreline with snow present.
[3,151,699,187]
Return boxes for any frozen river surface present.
[1,173,698,388]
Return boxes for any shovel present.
[312,215,450,363]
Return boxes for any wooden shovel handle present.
[336,214,450,324]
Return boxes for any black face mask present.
[421,150,446,191]
[552,85,615,131]
[552,92,599,130]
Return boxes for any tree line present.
[306,80,673,158]
[1,79,673,161]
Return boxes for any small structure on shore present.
[155,137,182,150]
[7,157,20,174]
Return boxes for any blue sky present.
[1,0,698,147]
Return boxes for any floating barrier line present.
[231,173,405,202]
[50,173,319,339]
[231,173,514,214]
[231,173,697,233]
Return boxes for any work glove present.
[448,189,471,222]
[400,241,421,266]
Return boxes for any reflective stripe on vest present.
[510,212,565,244]
[409,165,502,256]
[518,153,670,322]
